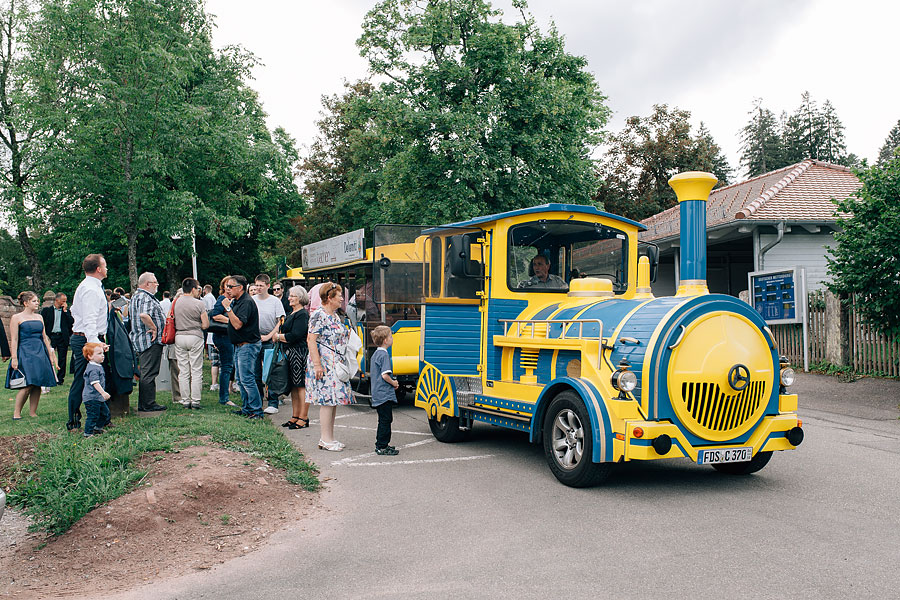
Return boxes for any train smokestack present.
[667,171,717,296]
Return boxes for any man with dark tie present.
[41,292,75,385]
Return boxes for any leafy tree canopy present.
[827,156,900,336]
[594,104,732,221]
[20,0,302,291]
[287,0,609,254]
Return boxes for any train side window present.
[430,237,442,297]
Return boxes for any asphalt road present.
[105,373,900,600]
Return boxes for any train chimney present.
[667,171,717,297]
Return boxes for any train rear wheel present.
[542,391,612,488]
[429,415,468,443]
[712,450,772,475]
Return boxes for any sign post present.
[748,267,808,371]
[301,229,365,271]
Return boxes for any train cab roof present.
[426,203,648,233]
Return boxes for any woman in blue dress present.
[6,291,58,419]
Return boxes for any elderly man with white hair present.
[128,272,168,412]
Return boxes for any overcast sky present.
[206,0,899,179]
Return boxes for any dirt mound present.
[0,445,321,599]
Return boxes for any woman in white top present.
[173,278,209,409]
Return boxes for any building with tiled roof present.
[640,160,860,296]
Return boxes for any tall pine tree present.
[739,99,782,177]
[877,119,900,165]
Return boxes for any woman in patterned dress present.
[306,282,352,451]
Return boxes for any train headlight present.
[611,359,637,394]
[780,367,795,387]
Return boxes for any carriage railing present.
[497,318,605,366]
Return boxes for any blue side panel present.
[486,299,529,380]
[474,395,535,415]
[609,297,685,406]
[423,304,481,375]
[536,350,554,383]
[554,350,581,379]
[546,303,595,338]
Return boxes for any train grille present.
[679,380,766,435]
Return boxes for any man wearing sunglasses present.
[271,282,291,315]
[221,275,264,419]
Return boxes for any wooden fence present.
[771,294,900,376]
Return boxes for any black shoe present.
[139,405,167,412]
[375,446,399,455]
[231,409,246,415]
[245,413,263,420]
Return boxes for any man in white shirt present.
[252,274,285,414]
[67,253,109,431]
[159,291,172,315]
[201,284,218,390]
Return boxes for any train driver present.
[518,254,568,290]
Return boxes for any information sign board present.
[301,229,365,271]
[748,266,808,370]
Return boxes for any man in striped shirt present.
[128,272,168,412]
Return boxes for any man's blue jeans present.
[233,342,262,416]
[213,334,234,405]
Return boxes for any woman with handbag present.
[306,282,352,451]
[275,285,311,429]
[208,276,236,406]
[6,291,58,419]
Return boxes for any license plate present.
[697,446,753,465]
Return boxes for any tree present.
[826,156,900,336]
[877,119,900,165]
[595,104,731,221]
[356,0,608,224]
[0,0,47,290]
[27,0,302,289]
[781,92,848,165]
[739,98,783,177]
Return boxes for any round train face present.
[604,294,780,444]
[665,310,775,442]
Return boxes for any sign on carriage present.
[301,228,365,270]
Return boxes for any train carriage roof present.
[426,203,647,233]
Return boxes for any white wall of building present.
[759,230,838,290]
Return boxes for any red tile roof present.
[640,160,860,242]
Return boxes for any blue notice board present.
[748,267,806,325]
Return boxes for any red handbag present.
[160,297,178,344]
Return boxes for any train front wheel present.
[542,391,612,488]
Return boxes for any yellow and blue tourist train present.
[366,171,802,487]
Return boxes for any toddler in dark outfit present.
[82,342,111,437]
[370,325,399,455]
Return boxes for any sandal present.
[282,418,299,428]
[318,439,343,452]
[294,417,310,429]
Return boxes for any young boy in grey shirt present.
[370,325,399,455]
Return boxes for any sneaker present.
[209,383,219,391]
[263,406,279,414]
[42,387,50,394]
[230,409,246,415]
[231,382,240,393]
[190,402,202,410]
[375,446,399,455]
[245,413,264,420]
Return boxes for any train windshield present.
[508,220,628,293]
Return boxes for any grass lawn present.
[1,359,319,536]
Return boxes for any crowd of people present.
[2,253,399,452]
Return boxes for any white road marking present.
[334,424,432,436]
[341,455,494,467]
[331,438,437,465]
